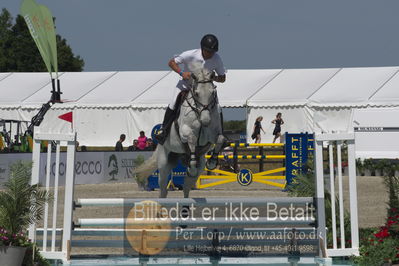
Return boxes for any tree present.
[223,120,246,132]
[0,8,13,70]
[0,8,84,72]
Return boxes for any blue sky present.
[3,0,399,71]
[2,0,399,120]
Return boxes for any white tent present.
[246,67,399,143]
[353,107,399,159]
[1,67,399,152]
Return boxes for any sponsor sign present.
[285,133,314,185]
[355,127,399,132]
[0,151,153,186]
[151,124,162,145]
[237,169,253,186]
[147,160,186,190]
[105,151,153,182]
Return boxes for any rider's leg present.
[154,107,175,145]
[154,88,180,145]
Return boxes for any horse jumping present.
[135,67,226,198]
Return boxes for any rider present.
[154,34,226,145]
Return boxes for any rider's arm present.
[214,54,226,83]
[168,58,191,80]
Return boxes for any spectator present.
[137,131,147,150]
[128,139,139,151]
[251,116,265,143]
[145,138,156,151]
[115,134,126,151]
[272,112,284,143]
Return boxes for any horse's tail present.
[134,147,158,184]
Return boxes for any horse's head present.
[189,69,217,126]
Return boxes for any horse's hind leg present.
[159,169,173,198]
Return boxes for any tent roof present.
[248,68,339,107]
[308,67,399,107]
[131,72,178,108]
[369,69,399,106]
[2,67,399,109]
[23,72,116,106]
[78,71,169,106]
[216,69,282,107]
[0,73,52,105]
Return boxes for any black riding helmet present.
[201,34,219,52]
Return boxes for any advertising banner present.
[103,151,153,182]
[284,133,314,185]
[0,151,153,187]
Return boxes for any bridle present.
[185,75,218,120]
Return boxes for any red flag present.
[58,112,73,123]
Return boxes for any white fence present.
[28,131,359,262]
[28,128,76,260]
[314,133,359,257]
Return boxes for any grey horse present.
[135,67,226,198]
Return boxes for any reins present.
[185,78,217,119]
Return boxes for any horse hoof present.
[206,158,218,170]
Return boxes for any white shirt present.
[174,49,225,90]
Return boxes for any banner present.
[0,151,153,187]
[20,0,57,75]
[284,133,314,185]
[38,4,58,74]
[147,160,186,190]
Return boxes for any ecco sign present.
[76,161,102,175]
[44,161,102,176]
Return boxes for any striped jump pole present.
[205,154,285,160]
[75,197,313,207]
[75,217,315,228]
[229,143,284,147]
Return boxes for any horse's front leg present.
[157,146,173,198]
[181,124,200,177]
[183,156,205,198]
[206,134,227,170]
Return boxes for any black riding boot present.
[155,107,176,145]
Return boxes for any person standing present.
[251,116,265,143]
[154,34,226,145]
[115,134,126,151]
[137,131,147,151]
[272,112,284,143]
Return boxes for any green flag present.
[39,4,58,74]
[20,0,58,77]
